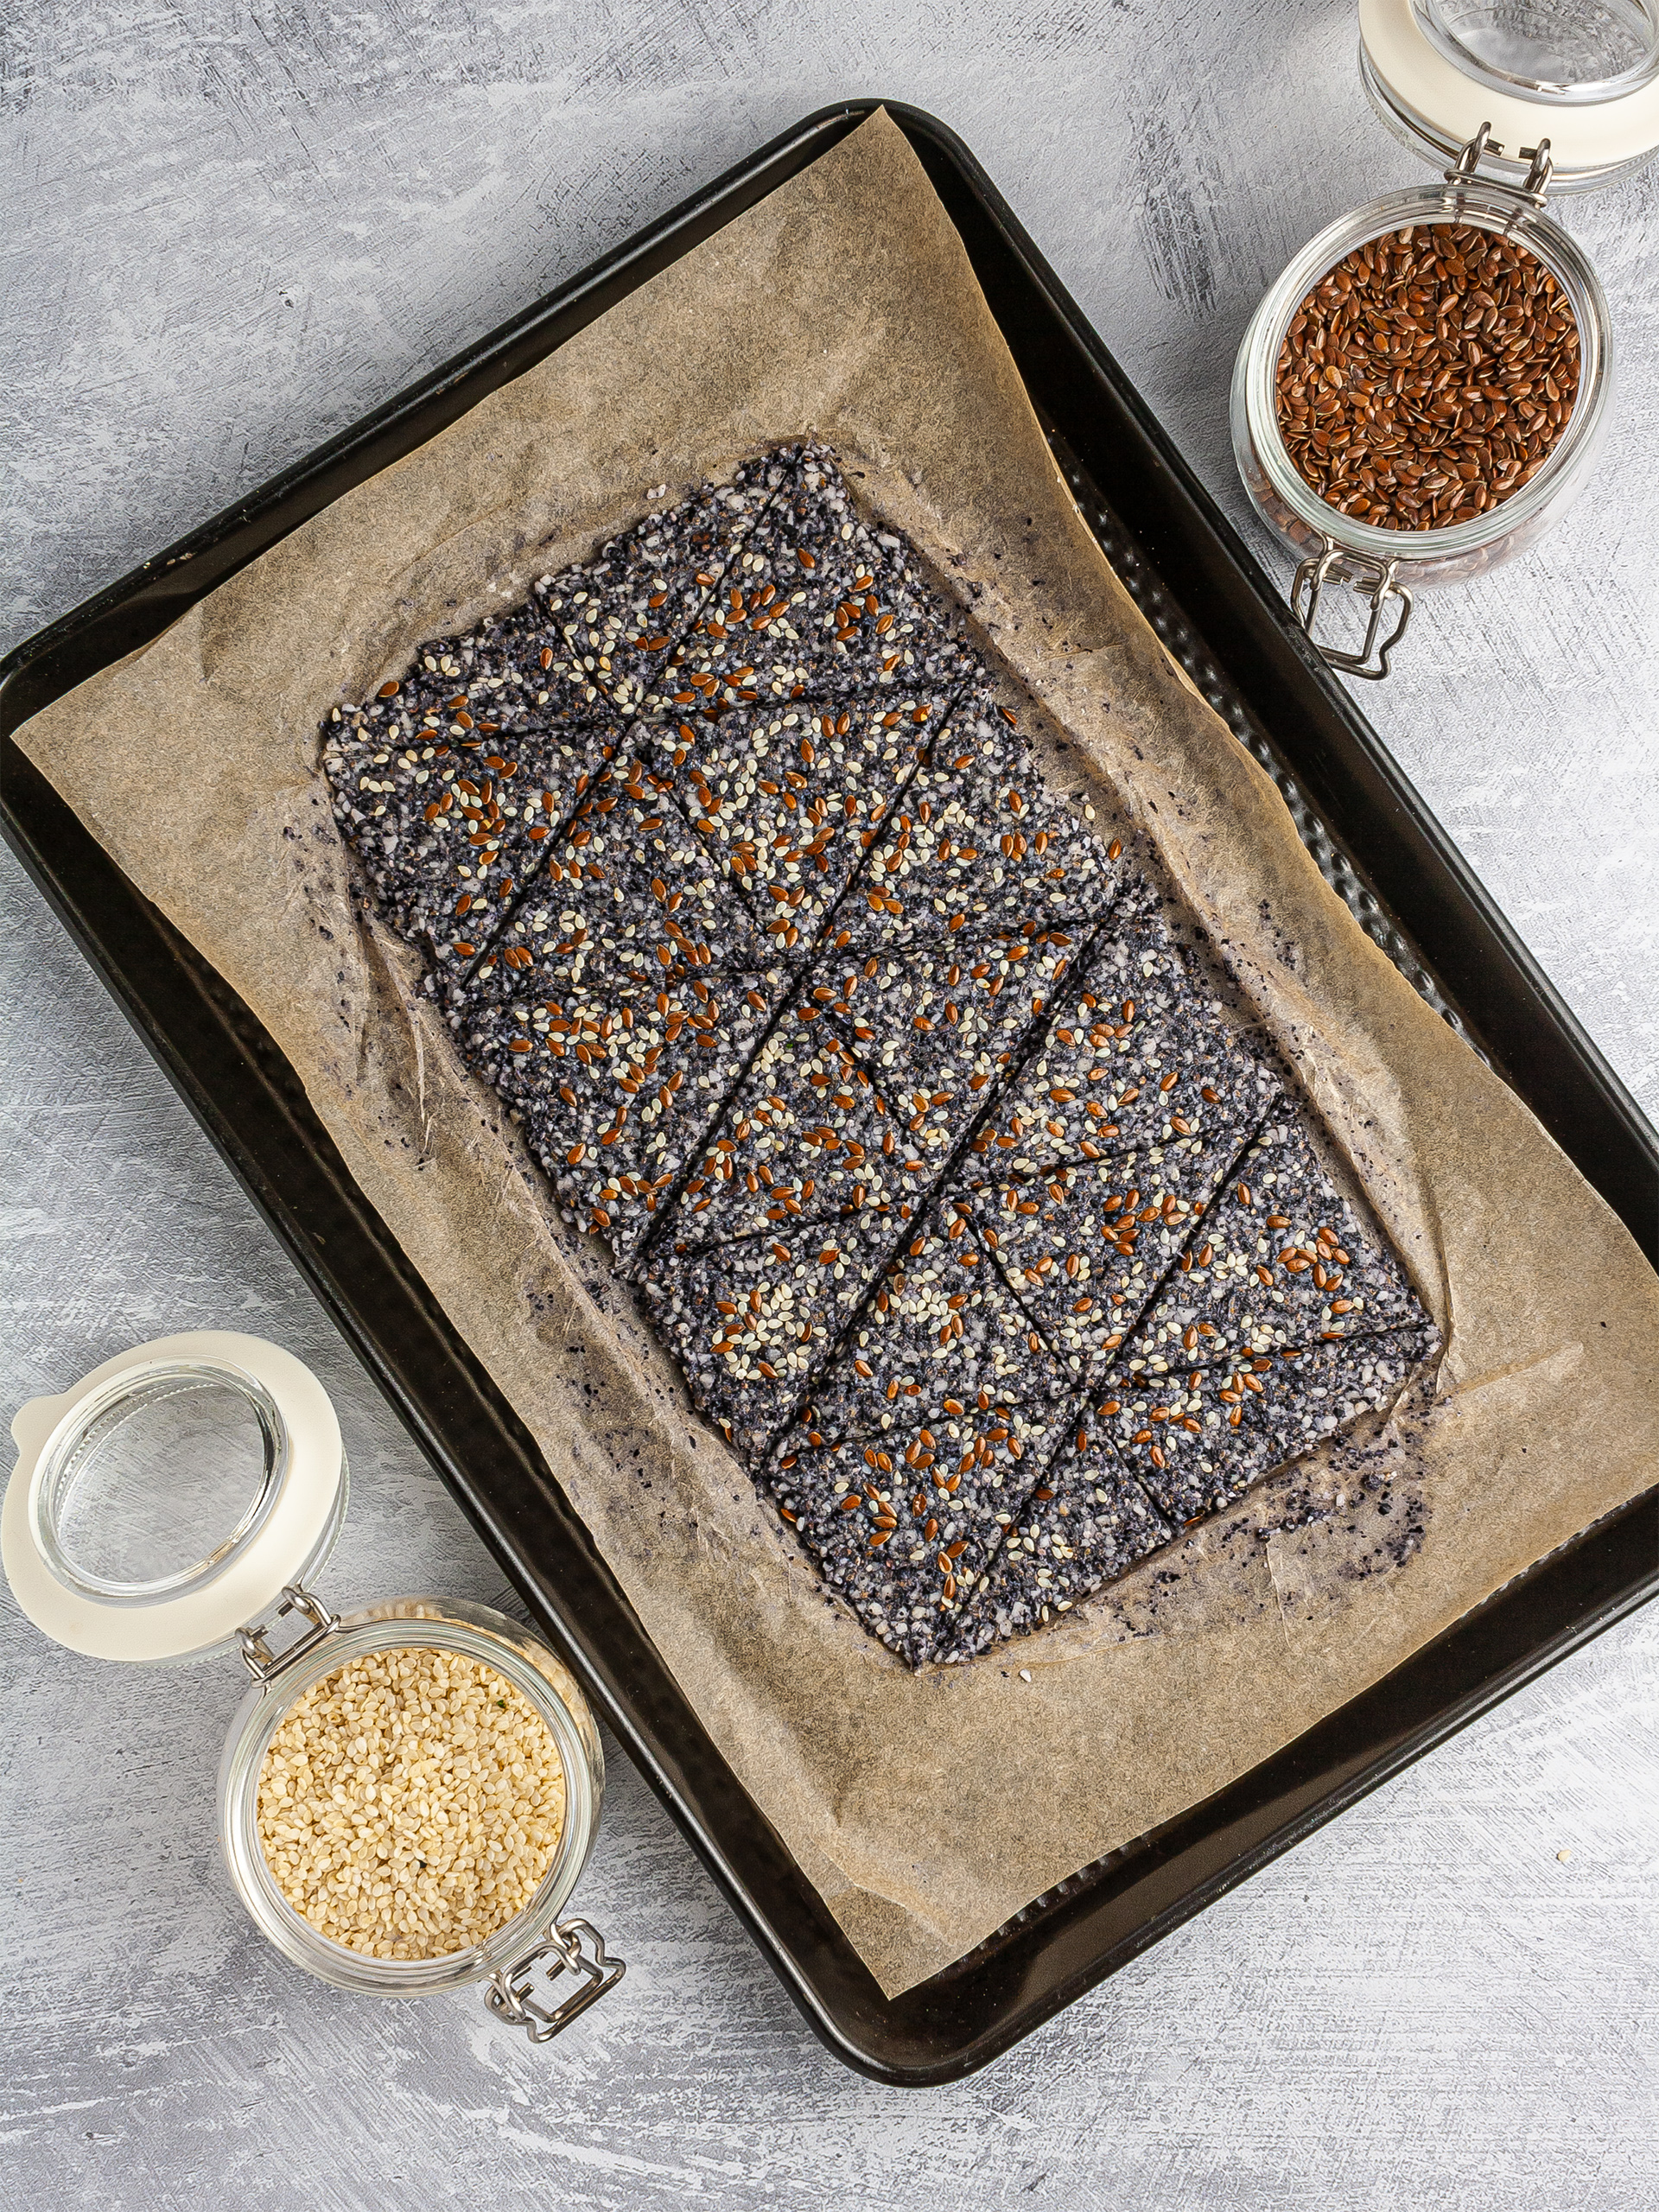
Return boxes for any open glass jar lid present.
[1363,0,1659,189]
[1232,0,1658,675]
[4,1332,622,2041]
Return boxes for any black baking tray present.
[4,101,1656,2085]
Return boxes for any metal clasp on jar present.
[486,1916,626,2043]
[238,1583,340,1681]
[1290,537,1415,680]
[1444,121,1554,210]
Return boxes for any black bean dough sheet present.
[451,741,774,999]
[969,882,1281,1182]
[321,707,623,957]
[769,1400,1052,1662]
[1117,1111,1433,1377]
[1090,1326,1438,1524]
[320,438,1441,1668]
[654,447,980,712]
[526,453,788,716]
[448,967,779,1267]
[834,690,1129,951]
[940,1430,1175,1660]
[671,1011,937,1248]
[640,1209,898,1460]
[650,690,950,956]
[817,923,1082,1103]
[352,600,620,759]
[384,620,574,741]
[795,1211,1071,1446]
[961,1137,1242,1387]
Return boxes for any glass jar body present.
[217,1595,603,1998]
[1230,181,1612,589]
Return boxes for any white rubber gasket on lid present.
[3,1332,345,1662]
[1361,0,1659,172]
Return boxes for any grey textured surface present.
[3,3,1657,2205]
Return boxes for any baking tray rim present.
[3,97,1656,2085]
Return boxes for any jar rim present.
[1238,181,1611,569]
[218,1600,602,1995]
[31,1357,287,1605]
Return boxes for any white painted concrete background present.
[3,3,1656,2204]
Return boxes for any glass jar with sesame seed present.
[218,1593,609,2010]
[1230,0,1656,675]
[3,1333,620,2040]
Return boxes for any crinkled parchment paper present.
[18,112,1658,1998]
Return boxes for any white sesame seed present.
[256,1647,565,1961]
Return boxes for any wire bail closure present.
[485,1916,626,2043]
[1445,120,1554,207]
[238,1583,340,1681]
[1290,537,1415,680]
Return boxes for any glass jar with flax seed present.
[1230,0,1659,676]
